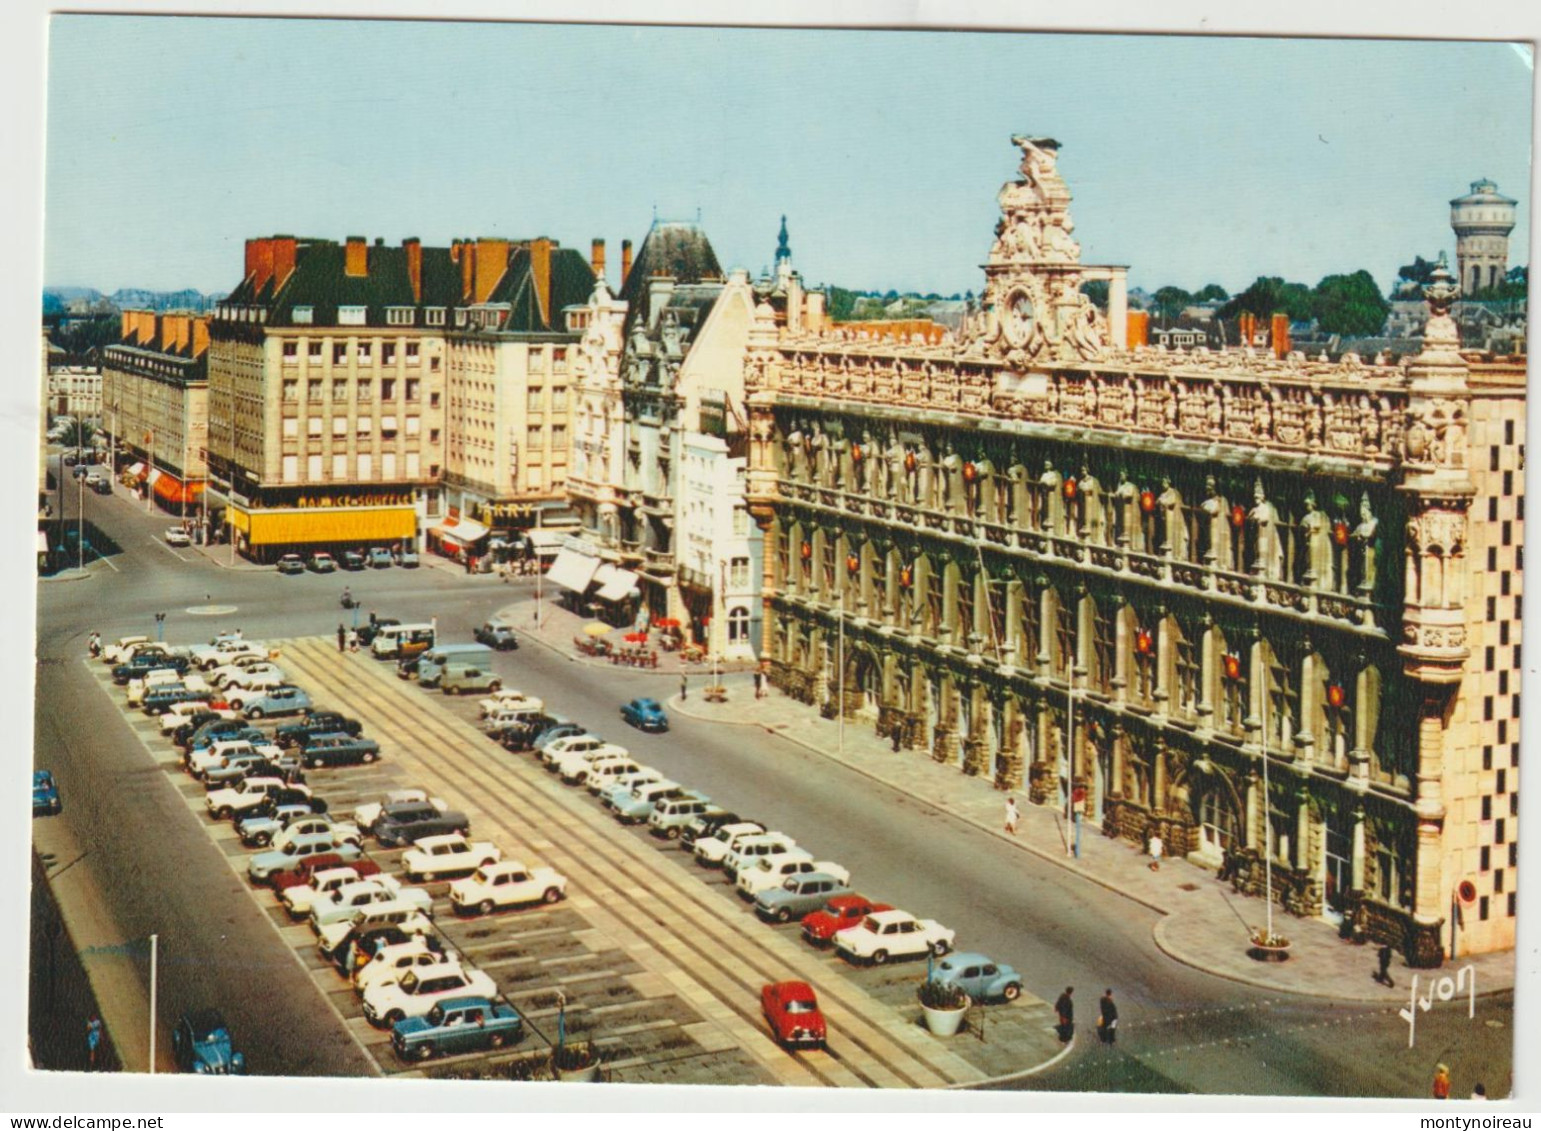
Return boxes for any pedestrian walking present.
[1004,797,1020,835]
[1217,847,1237,883]
[1147,831,1164,871]
[85,1015,103,1070]
[1432,1064,1451,1100]
[87,631,101,658]
[337,623,347,652]
[1054,987,1074,1043]
[1097,989,1118,1045]
[464,553,474,575]
[891,725,902,752]
[679,674,688,702]
[1375,943,1395,987]
[753,670,764,699]
[347,629,359,653]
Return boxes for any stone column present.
[1351,804,1367,891]
[1108,268,1128,350]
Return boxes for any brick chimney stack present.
[1271,313,1290,359]
[404,238,422,303]
[345,236,368,278]
[271,236,297,292]
[474,238,511,304]
[591,239,606,283]
[531,238,553,326]
[621,240,633,288]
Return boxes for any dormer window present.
[387,307,415,326]
[292,306,314,325]
[338,306,367,326]
[425,307,446,327]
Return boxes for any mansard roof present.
[620,221,724,310]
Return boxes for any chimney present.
[591,239,606,283]
[244,239,261,286]
[119,310,135,343]
[531,238,553,326]
[271,236,297,292]
[805,290,826,334]
[345,236,368,278]
[250,238,276,295]
[404,238,422,303]
[621,239,633,288]
[192,317,210,358]
[1126,310,1150,348]
[1271,313,1290,359]
[474,238,511,304]
[460,239,475,301]
[137,310,156,346]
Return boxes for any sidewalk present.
[503,588,1515,1005]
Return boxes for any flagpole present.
[148,933,158,1073]
[1260,625,1274,943]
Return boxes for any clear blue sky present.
[44,18,1533,298]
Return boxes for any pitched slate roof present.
[478,244,596,334]
[620,221,724,311]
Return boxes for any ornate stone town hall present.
[744,137,1523,965]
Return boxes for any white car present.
[206,777,310,820]
[552,744,631,785]
[223,666,287,692]
[362,961,496,1028]
[833,909,955,965]
[160,700,235,734]
[165,527,191,547]
[127,670,208,707]
[402,834,502,882]
[579,756,646,793]
[722,833,800,881]
[310,879,431,932]
[352,790,444,830]
[692,822,767,868]
[598,768,665,808]
[481,703,549,732]
[270,814,362,852]
[539,734,615,770]
[208,654,280,687]
[188,739,283,779]
[449,861,567,915]
[736,854,851,900]
[282,865,377,918]
[316,905,433,957]
[190,638,266,669]
[477,689,543,718]
[352,938,450,993]
[102,635,151,663]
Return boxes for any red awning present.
[152,472,206,506]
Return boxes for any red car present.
[801,894,894,947]
[761,981,826,1050]
[269,854,380,892]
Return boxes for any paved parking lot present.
[85,639,1064,1088]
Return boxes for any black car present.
[372,801,471,847]
[143,685,211,716]
[182,717,256,751]
[325,923,439,973]
[299,734,382,769]
[680,810,749,850]
[473,621,519,651]
[113,654,191,684]
[396,656,420,680]
[186,725,267,759]
[340,550,367,571]
[355,618,400,648]
[274,712,364,748]
[171,710,233,746]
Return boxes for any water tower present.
[1450,179,1517,294]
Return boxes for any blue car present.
[33,771,61,816]
[171,1009,247,1074]
[930,951,1024,1004]
[621,697,669,733]
[241,686,313,720]
[248,834,361,883]
[391,996,522,1061]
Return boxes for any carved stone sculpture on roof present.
[1079,464,1106,544]
[810,425,830,486]
[1301,491,1331,584]
[1199,476,1229,568]
[1249,479,1283,581]
[1352,494,1380,594]
[940,442,963,512]
[1038,460,1064,533]
[1157,478,1186,559]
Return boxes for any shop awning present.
[547,548,600,593]
[433,517,490,545]
[152,472,206,506]
[594,564,640,602]
[229,506,417,546]
[126,462,147,479]
[36,530,49,554]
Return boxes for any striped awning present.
[547,548,601,593]
[228,506,417,546]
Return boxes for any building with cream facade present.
[743,136,1522,964]
[46,363,103,420]
[101,310,211,515]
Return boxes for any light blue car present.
[247,833,360,882]
[929,951,1024,1004]
[242,686,313,720]
[612,786,700,825]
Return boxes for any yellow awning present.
[230,506,417,546]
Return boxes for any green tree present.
[1194,283,1229,302]
[1220,276,1314,322]
[1152,286,1193,321]
[826,286,858,323]
[1080,279,1109,310]
[1312,271,1390,336]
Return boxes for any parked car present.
[270,853,379,895]
[317,907,433,965]
[692,822,767,868]
[391,997,522,1062]
[610,781,693,824]
[310,880,432,932]
[539,733,616,769]
[395,548,420,568]
[679,809,747,850]
[307,552,338,574]
[241,686,313,719]
[402,834,502,883]
[478,688,542,717]
[203,751,303,788]
[368,547,394,569]
[243,811,360,851]
[473,621,519,651]
[143,685,214,716]
[620,697,669,732]
[165,527,192,548]
[340,550,367,571]
[372,800,471,847]
[530,720,586,752]
[582,757,649,796]
[274,712,363,747]
[439,665,502,696]
[355,618,400,648]
[161,702,235,735]
[185,724,267,760]
[929,952,1024,1004]
[171,1009,247,1075]
[761,981,826,1050]
[833,909,954,965]
[221,665,286,692]
[248,834,360,883]
[449,861,567,915]
[352,789,440,830]
[722,833,801,882]
[353,936,446,993]
[362,962,496,1028]
[299,733,382,769]
[33,770,61,816]
[755,874,855,923]
[101,635,151,663]
[800,894,896,947]
[276,554,306,575]
[112,654,189,684]
[192,640,269,671]
[237,803,331,847]
[208,776,311,821]
[88,473,111,494]
[738,857,851,902]
[649,799,725,841]
[188,738,282,779]
[210,658,283,688]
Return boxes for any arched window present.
[727,605,750,643]
[1171,617,1201,719]
[1199,787,1240,860]
[1216,627,1249,738]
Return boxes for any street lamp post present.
[148,933,158,1074]
[76,469,85,573]
[154,612,166,642]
